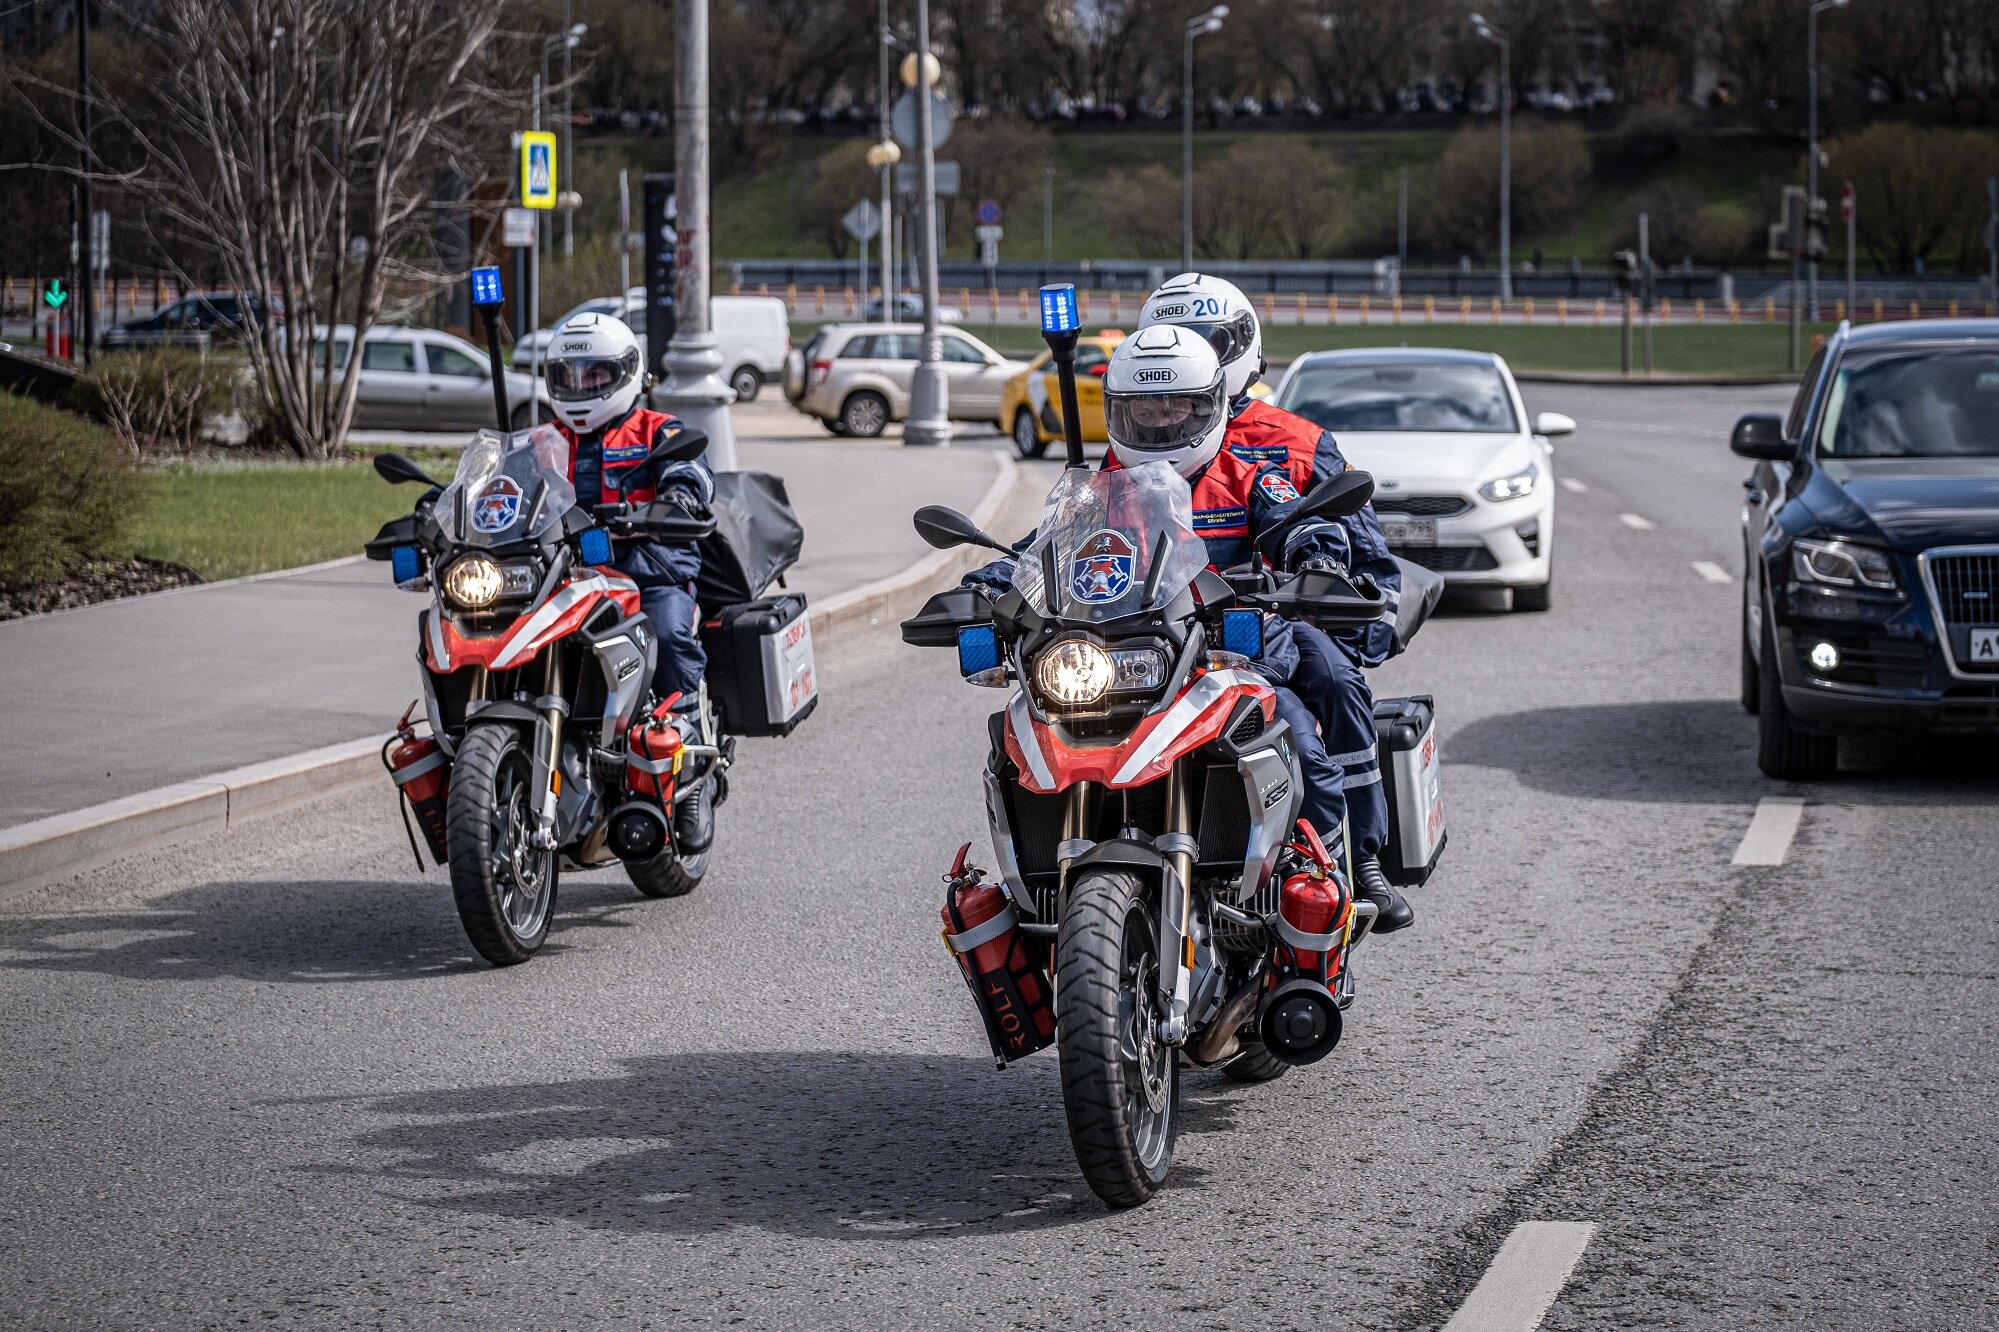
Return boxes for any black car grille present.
[1924,550,1999,672]
[1376,494,1474,518]
[1397,545,1499,572]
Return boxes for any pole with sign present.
[521,129,557,424]
[470,266,511,430]
[1987,177,1998,303]
[1841,181,1856,318]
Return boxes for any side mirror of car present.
[1730,412,1797,461]
[914,504,1012,554]
[374,452,443,487]
[1534,411,1576,437]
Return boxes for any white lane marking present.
[1733,796,1806,866]
[1558,477,1588,493]
[1619,513,1655,531]
[1443,1221,1596,1332]
[1692,561,1733,584]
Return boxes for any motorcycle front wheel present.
[1057,868,1178,1208]
[446,724,558,966]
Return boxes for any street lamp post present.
[903,0,951,447]
[1470,13,1511,302]
[562,15,585,258]
[537,26,585,259]
[1807,0,1850,321]
[875,4,898,311]
[1182,6,1227,272]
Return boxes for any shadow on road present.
[298,1052,1257,1237]
[0,873,655,984]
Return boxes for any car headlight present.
[1034,639,1116,708]
[441,555,505,610]
[1792,538,1897,592]
[1479,466,1538,502]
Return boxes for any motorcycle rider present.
[964,324,1360,854]
[543,311,717,849]
[1138,274,1411,932]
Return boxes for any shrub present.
[68,348,244,456]
[1417,123,1590,260]
[0,394,143,587]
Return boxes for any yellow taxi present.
[1000,327,1272,458]
[1000,331,1125,458]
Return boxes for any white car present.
[512,290,789,402]
[1270,348,1574,611]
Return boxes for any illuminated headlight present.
[1033,639,1115,708]
[1792,538,1897,592]
[1479,466,1538,502]
[441,555,504,610]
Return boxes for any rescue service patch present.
[1070,529,1136,603]
[1258,472,1301,503]
[470,476,523,533]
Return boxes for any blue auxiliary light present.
[579,528,613,566]
[957,624,1001,677]
[1039,283,1079,336]
[390,545,422,585]
[470,266,505,307]
[1220,608,1264,659]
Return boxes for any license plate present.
[1971,627,1999,665]
[1381,517,1437,546]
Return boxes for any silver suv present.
[782,322,1024,437]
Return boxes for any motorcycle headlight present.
[1479,465,1538,502]
[1109,647,1169,692]
[1792,538,1897,592]
[441,555,504,610]
[1034,639,1116,708]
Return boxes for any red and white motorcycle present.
[365,425,815,966]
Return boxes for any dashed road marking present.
[1733,796,1806,866]
[1692,561,1733,584]
[1559,477,1588,493]
[1443,1221,1596,1332]
[1619,513,1655,530]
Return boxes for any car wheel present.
[823,417,850,436]
[1512,581,1552,613]
[841,390,889,438]
[1757,614,1838,780]
[729,365,762,401]
[1012,409,1049,459]
[509,402,536,432]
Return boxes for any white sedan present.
[1270,348,1573,612]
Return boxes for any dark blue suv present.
[1736,320,1999,778]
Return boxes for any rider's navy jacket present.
[558,404,715,588]
[1225,396,1400,666]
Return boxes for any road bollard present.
[1359,295,1370,322]
[1765,298,1775,323]
[1490,296,1502,323]
[1328,293,1339,323]
[1392,295,1403,325]
[1949,300,1959,318]
[1461,296,1472,324]
[1695,298,1705,325]
[1661,298,1672,323]
[1523,298,1534,324]
[1018,288,1029,318]
[1873,298,1883,321]
[1557,297,1567,326]
[1109,291,1120,321]
[1593,298,1604,326]
[813,285,824,314]
[1834,300,1844,322]
[1425,295,1435,324]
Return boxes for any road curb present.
[0,452,1034,903]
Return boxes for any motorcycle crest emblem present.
[1070,528,1136,603]
[471,476,524,534]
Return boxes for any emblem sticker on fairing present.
[471,476,524,533]
[1070,529,1136,603]
[1258,472,1300,503]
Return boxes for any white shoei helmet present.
[1102,324,1228,479]
[1138,272,1264,399]
[544,312,644,434]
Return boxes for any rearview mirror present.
[914,504,1012,554]
[1293,469,1376,523]
[1730,413,1797,461]
[1534,411,1576,438]
[613,429,710,495]
[373,452,442,487]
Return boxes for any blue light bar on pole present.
[470,266,505,307]
[1039,283,1079,335]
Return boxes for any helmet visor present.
[1179,311,1257,366]
[546,348,640,402]
[1104,381,1226,453]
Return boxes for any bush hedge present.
[0,393,142,586]
[68,348,244,455]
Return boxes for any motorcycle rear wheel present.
[626,845,707,898]
[446,724,558,966]
[1057,868,1178,1208]
[1220,1040,1291,1084]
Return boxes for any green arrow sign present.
[43,279,68,310]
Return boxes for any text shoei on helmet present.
[1138,272,1264,400]
[1102,325,1228,479]
[543,312,645,434]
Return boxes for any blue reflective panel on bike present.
[957,624,1000,676]
[1221,608,1264,658]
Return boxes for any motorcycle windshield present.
[1012,461,1208,623]
[434,426,577,548]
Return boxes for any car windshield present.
[1817,347,1999,458]
[1279,361,1519,433]
[434,426,577,547]
[1012,462,1208,623]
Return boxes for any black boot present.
[1356,857,1414,934]
[673,776,715,854]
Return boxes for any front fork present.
[529,650,566,849]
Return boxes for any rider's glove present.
[1296,555,1349,577]
[660,486,702,513]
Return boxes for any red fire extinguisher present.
[941,843,1056,1067]
[382,701,450,868]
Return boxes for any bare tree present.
[10,0,523,458]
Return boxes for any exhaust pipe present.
[1188,973,1265,1066]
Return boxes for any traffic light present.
[1611,250,1639,295]
[1804,196,1829,262]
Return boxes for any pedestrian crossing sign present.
[521,131,557,210]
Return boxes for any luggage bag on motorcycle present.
[1372,695,1446,887]
[699,594,817,737]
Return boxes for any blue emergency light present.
[956,624,1001,677]
[470,266,505,307]
[578,528,612,566]
[390,545,423,585]
[1039,283,1079,336]
[1220,608,1264,659]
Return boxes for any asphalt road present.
[2,384,1994,1331]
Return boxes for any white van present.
[512,292,790,402]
